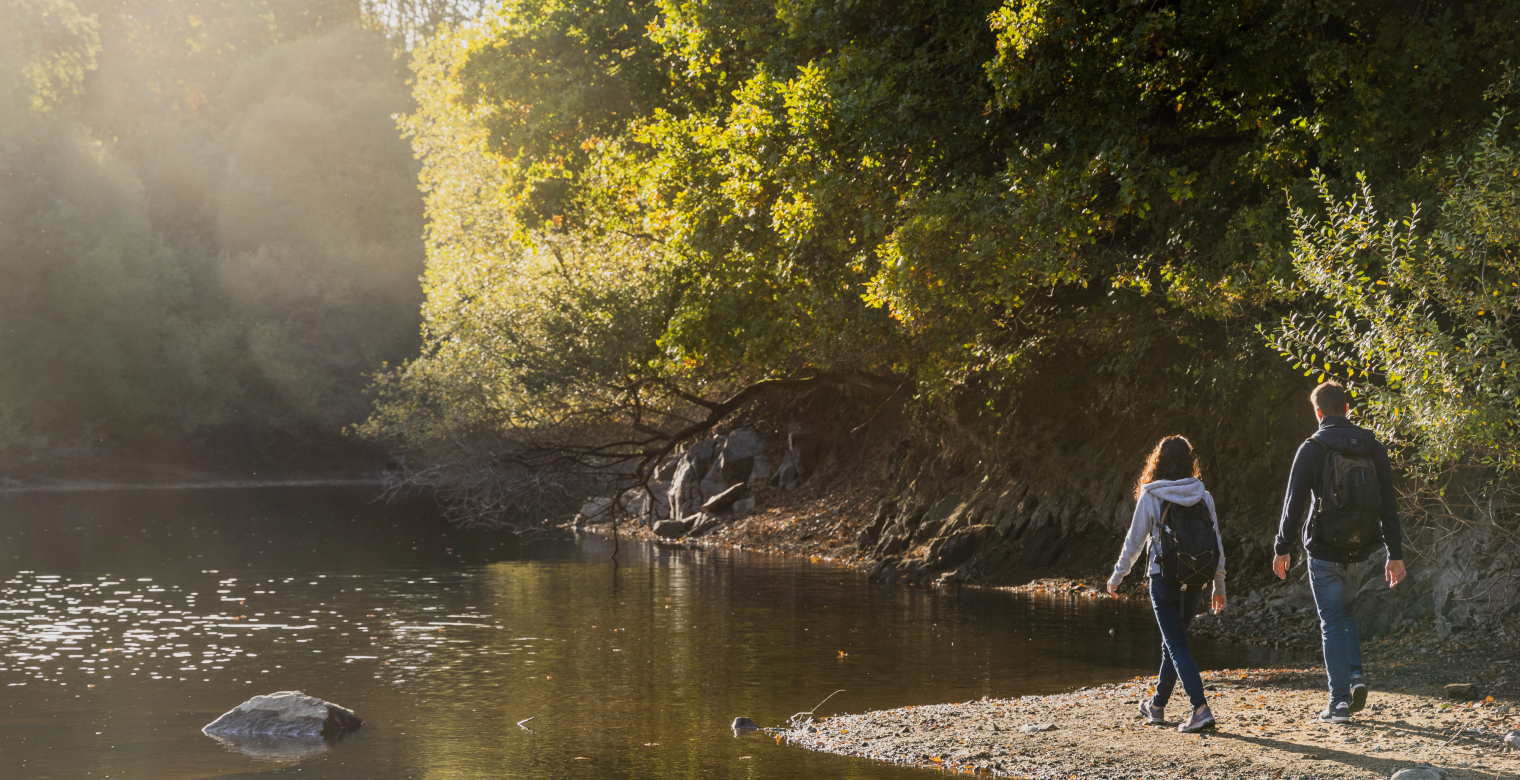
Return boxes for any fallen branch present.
[790,689,847,728]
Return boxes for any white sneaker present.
[1317,701,1351,724]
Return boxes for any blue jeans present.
[1149,575,1207,710]
[1309,557,1368,703]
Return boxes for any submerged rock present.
[206,733,332,762]
[203,691,362,739]
[732,717,762,731]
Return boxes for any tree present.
[368,0,1520,520]
[1268,74,1520,476]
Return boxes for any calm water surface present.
[0,487,1296,779]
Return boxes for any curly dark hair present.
[1133,435,1201,500]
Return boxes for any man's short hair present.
[1311,381,1350,415]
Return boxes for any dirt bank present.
[785,647,1520,779]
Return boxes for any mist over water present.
[0,487,1300,779]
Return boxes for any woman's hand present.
[1211,594,1226,614]
[1106,581,1119,596]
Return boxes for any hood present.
[1311,416,1377,456]
[1140,477,1206,507]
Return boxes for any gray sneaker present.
[1317,700,1351,724]
[1178,704,1215,733]
[1138,699,1164,725]
[1349,674,1368,713]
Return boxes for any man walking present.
[1274,381,1407,724]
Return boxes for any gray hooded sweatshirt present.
[1107,477,1227,597]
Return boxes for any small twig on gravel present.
[791,689,846,727]
[1432,722,1467,756]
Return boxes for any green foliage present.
[0,110,192,439]
[210,27,426,430]
[365,23,676,458]
[372,0,1520,470]
[1,1,433,463]
[1268,87,1520,474]
[0,0,99,113]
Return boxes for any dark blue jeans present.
[1150,574,1207,710]
[1309,557,1368,703]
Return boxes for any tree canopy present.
[368,0,1520,501]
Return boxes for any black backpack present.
[1309,436,1382,551]
[1157,501,1221,587]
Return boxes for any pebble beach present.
[784,666,1519,779]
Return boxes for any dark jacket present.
[1274,416,1404,563]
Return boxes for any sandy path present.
[785,667,1518,779]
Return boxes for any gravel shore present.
[784,664,1519,779]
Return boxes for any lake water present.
[0,486,1297,779]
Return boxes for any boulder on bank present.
[653,519,689,538]
[575,497,614,524]
[687,514,721,537]
[702,483,749,514]
[203,691,362,740]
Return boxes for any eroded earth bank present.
[578,385,1520,778]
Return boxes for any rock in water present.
[732,717,761,731]
[1443,683,1477,700]
[203,691,362,739]
[1390,767,1447,780]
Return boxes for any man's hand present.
[1212,594,1227,614]
[1107,581,1119,596]
[1273,554,1292,580]
[1386,559,1407,588]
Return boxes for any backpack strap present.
[1157,500,1173,559]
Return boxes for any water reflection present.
[207,733,331,762]
[0,487,1301,779]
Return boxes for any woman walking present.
[1106,435,1227,733]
